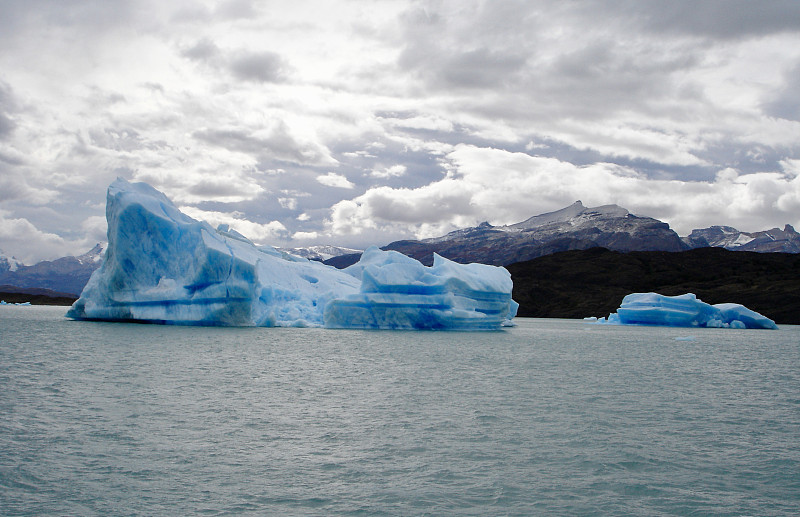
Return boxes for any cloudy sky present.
[2,0,800,263]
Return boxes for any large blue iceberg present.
[593,292,778,330]
[67,179,517,329]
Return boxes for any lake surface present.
[1,305,799,516]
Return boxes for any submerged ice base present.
[67,179,517,330]
[594,292,778,330]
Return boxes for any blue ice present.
[67,179,517,330]
[326,246,518,330]
[595,292,777,330]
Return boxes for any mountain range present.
[326,201,800,267]
[1,201,798,299]
[0,243,105,296]
[682,224,800,252]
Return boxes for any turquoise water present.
[1,306,798,516]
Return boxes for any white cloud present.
[179,207,289,243]
[278,197,298,210]
[133,168,266,204]
[382,115,455,132]
[316,172,355,189]
[80,215,108,244]
[292,231,319,240]
[0,171,59,205]
[0,210,91,263]
[326,145,800,240]
[370,164,407,178]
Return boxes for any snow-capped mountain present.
[0,243,106,295]
[277,245,362,262]
[0,250,24,273]
[683,225,800,253]
[384,201,688,266]
[507,201,629,231]
[76,242,106,265]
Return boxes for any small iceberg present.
[591,292,778,330]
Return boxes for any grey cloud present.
[394,0,795,119]
[390,1,766,175]
[613,0,800,39]
[187,177,258,199]
[36,0,139,29]
[764,62,800,122]
[0,0,143,43]
[181,38,221,62]
[402,47,528,90]
[229,51,287,83]
[181,39,287,83]
[397,3,536,90]
[169,1,267,28]
[193,123,333,167]
[89,127,145,153]
[0,171,29,202]
[0,164,57,205]
[537,40,704,119]
[396,2,706,117]
[551,41,697,83]
[0,81,20,138]
[215,0,260,20]
[142,82,165,93]
[0,113,14,139]
[0,150,26,167]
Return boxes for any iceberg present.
[594,292,778,330]
[67,179,517,330]
[326,246,518,330]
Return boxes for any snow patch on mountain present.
[0,250,24,272]
[506,201,629,231]
[77,243,106,265]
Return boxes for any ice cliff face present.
[67,179,517,329]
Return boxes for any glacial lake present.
[1,305,799,516]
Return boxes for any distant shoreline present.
[0,287,78,306]
[4,246,799,322]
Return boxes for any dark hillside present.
[507,247,800,324]
[0,285,78,306]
